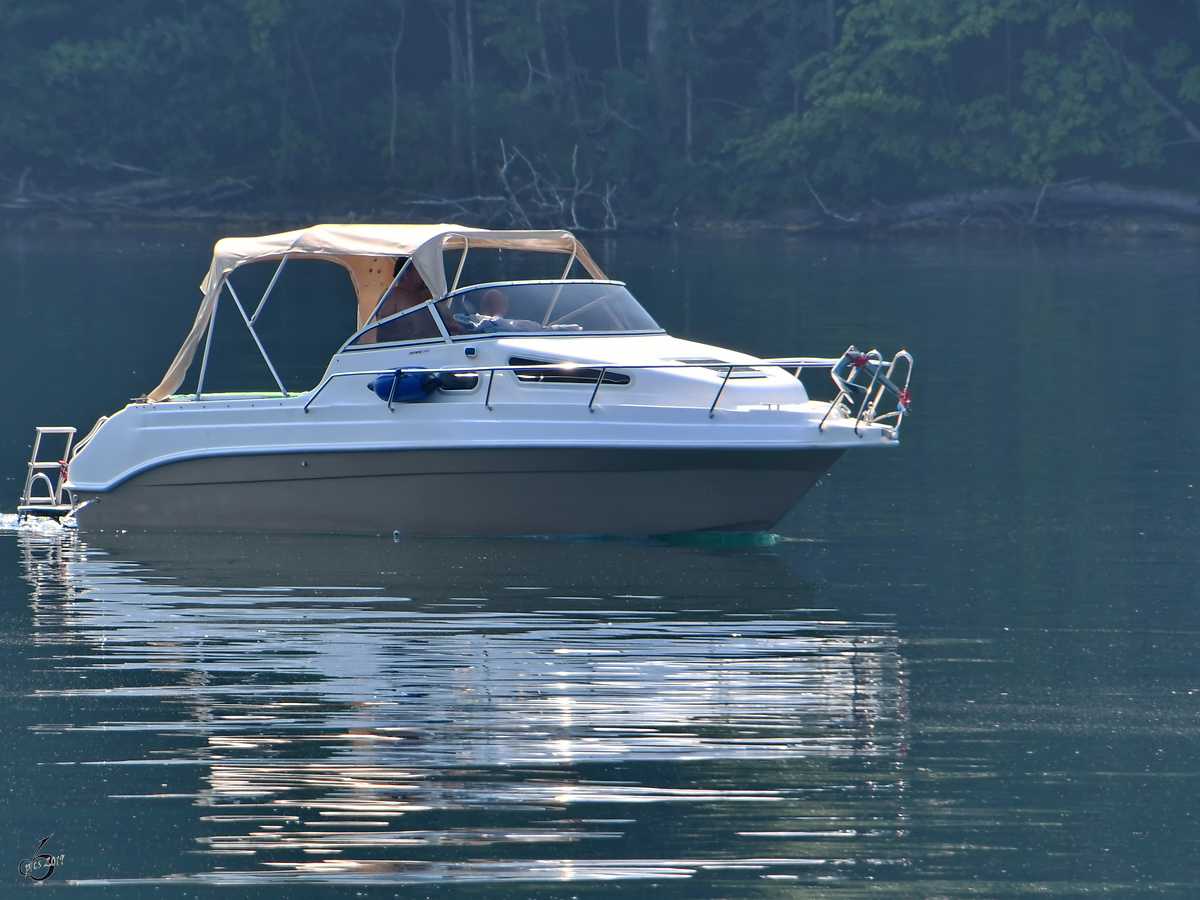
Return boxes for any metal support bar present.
[559,240,578,279]
[819,390,849,432]
[251,254,289,324]
[70,416,108,459]
[759,356,841,368]
[853,356,884,435]
[588,367,607,411]
[27,472,56,503]
[708,365,733,418]
[428,298,454,343]
[865,351,914,433]
[302,370,390,412]
[195,291,220,400]
[386,368,400,413]
[226,280,289,397]
[364,258,412,327]
[450,237,469,293]
[863,367,895,422]
[541,259,574,325]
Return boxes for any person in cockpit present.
[455,289,542,334]
[369,261,440,343]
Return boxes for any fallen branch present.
[798,182,1200,231]
[389,142,619,231]
[805,177,858,224]
[0,171,256,216]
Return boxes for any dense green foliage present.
[2,0,1200,219]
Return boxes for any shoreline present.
[6,183,1200,242]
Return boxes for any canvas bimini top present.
[148,224,607,401]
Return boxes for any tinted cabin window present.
[350,305,443,346]
[509,357,631,385]
[436,283,660,337]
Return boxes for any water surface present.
[1,230,1197,897]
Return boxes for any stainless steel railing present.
[819,346,914,435]
[300,351,913,426]
[19,426,76,515]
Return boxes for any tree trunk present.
[685,72,693,162]
[684,5,695,162]
[292,30,326,134]
[535,1,559,114]
[1004,21,1012,112]
[790,0,800,113]
[464,0,475,95]
[446,0,463,178]
[647,0,672,119]
[465,0,480,189]
[614,0,623,69]
[386,4,407,176]
[557,3,585,147]
[1091,22,1200,144]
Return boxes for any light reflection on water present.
[15,530,906,887]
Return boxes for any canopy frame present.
[225,278,289,397]
[194,286,220,400]
[196,254,294,399]
[450,236,470,294]
[147,225,606,402]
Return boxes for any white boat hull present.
[61,333,905,535]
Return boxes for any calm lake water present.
[0,229,1198,897]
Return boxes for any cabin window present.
[349,304,444,346]
[441,244,594,286]
[436,282,660,337]
[509,357,631,385]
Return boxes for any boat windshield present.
[438,282,660,338]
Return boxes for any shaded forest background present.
[4,0,1200,228]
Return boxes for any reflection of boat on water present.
[20,224,912,535]
[20,531,906,762]
[16,530,908,886]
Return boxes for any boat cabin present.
[147,224,662,401]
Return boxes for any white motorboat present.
[18,224,912,535]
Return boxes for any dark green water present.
[1,231,1198,897]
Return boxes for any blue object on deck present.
[367,369,439,403]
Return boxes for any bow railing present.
[818,346,914,435]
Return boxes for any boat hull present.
[71,446,844,536]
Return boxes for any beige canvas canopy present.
[147,223,607,401]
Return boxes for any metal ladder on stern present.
[18,427,77,519]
